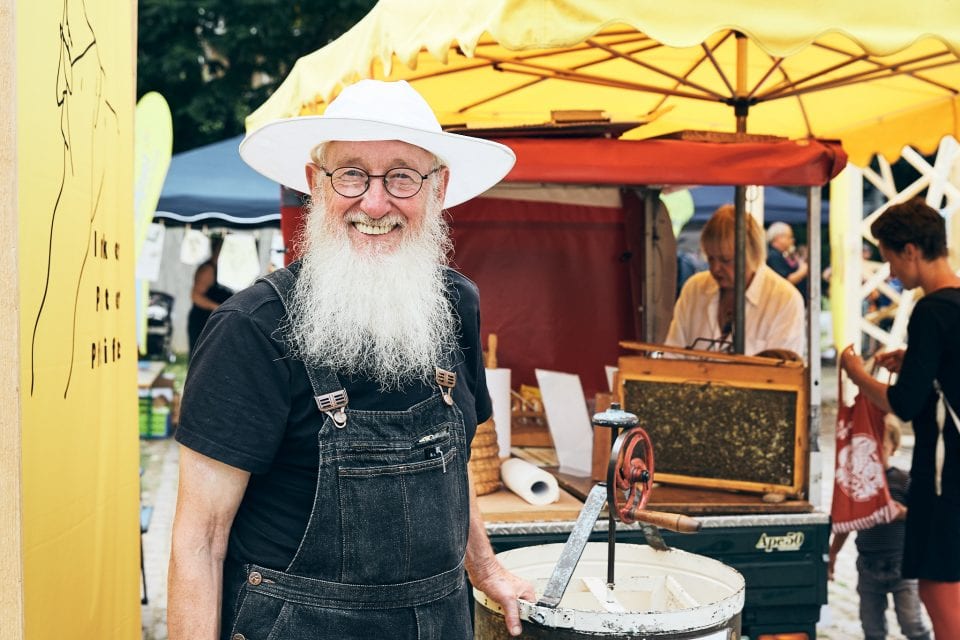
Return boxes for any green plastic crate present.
[139,396,171,439]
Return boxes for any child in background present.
[829,417,932,640]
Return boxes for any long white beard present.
[286,187,458,389]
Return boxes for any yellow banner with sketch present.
[16,0,140,636]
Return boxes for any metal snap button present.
[247,571,262,586]
[232,634,246,640]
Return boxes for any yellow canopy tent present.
[247,0,960,167]
[248,0,960,357]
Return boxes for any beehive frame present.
[616,344,808,496]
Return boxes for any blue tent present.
[155,135,282,227]
[689,185,828,227]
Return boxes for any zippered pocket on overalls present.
[416,428,451,469]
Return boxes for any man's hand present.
[469,556,537,636]
[465,471,536,636]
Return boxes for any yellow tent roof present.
[247,0,960,166]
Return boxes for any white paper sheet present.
[485,368,512,459]
[535,369,594,477]
[217,232,261,291]
[135,223,165,281]
[269,231,286,272]
[179,228,212,266]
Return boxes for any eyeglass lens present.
[329,167,428,198]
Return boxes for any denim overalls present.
[225,267,472,640]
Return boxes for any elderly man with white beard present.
[168,80,535,640]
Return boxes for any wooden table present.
[137,361,166,391]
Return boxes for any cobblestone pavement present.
[139,362,931,639]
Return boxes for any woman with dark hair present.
[187,234,234,360]
[841,197,960,638]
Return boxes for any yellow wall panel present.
[16,0,139,636]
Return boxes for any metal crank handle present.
[623,509,702,533]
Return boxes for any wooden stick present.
[627,509,702,533]
[485,333,498,369]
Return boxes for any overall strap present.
[434,268,466,405]
[257,265,349,428]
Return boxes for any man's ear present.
[305,162,321,191]
[903,242,921,261]
[438,166,451,202]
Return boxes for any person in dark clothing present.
[829,418,932,640]
[186,234,233,360]
[766,221,809,297]
[841,197,960,639]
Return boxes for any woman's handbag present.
[831,371,898,533]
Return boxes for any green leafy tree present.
[137,0,377,152]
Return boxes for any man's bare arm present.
[168,446,250,640]
[464,471,536,637]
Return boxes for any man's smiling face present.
[306,140,448,255]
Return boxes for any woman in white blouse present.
[665,205,805,358]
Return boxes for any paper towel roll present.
[500,458,560,506]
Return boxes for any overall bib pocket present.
[336,439,466,584]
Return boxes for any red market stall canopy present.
[282,136,844,394]
[495,136,846,186]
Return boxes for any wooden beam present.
[0,0,25,637]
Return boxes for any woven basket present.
[469,418,502,495]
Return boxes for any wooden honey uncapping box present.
[610,345,808,497]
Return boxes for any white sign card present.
[535,369,594,477]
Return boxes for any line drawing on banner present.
[31,0,120,397]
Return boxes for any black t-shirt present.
[888,288,960,501]
[176,267,492,570]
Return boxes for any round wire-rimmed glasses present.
[320,166,439,199]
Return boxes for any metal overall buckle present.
[435,368,457,406]
[315,389,349,428]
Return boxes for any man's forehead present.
[324,139,435,166]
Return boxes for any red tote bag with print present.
[831,376,898,534]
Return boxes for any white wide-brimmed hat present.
[239,80,516,208]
